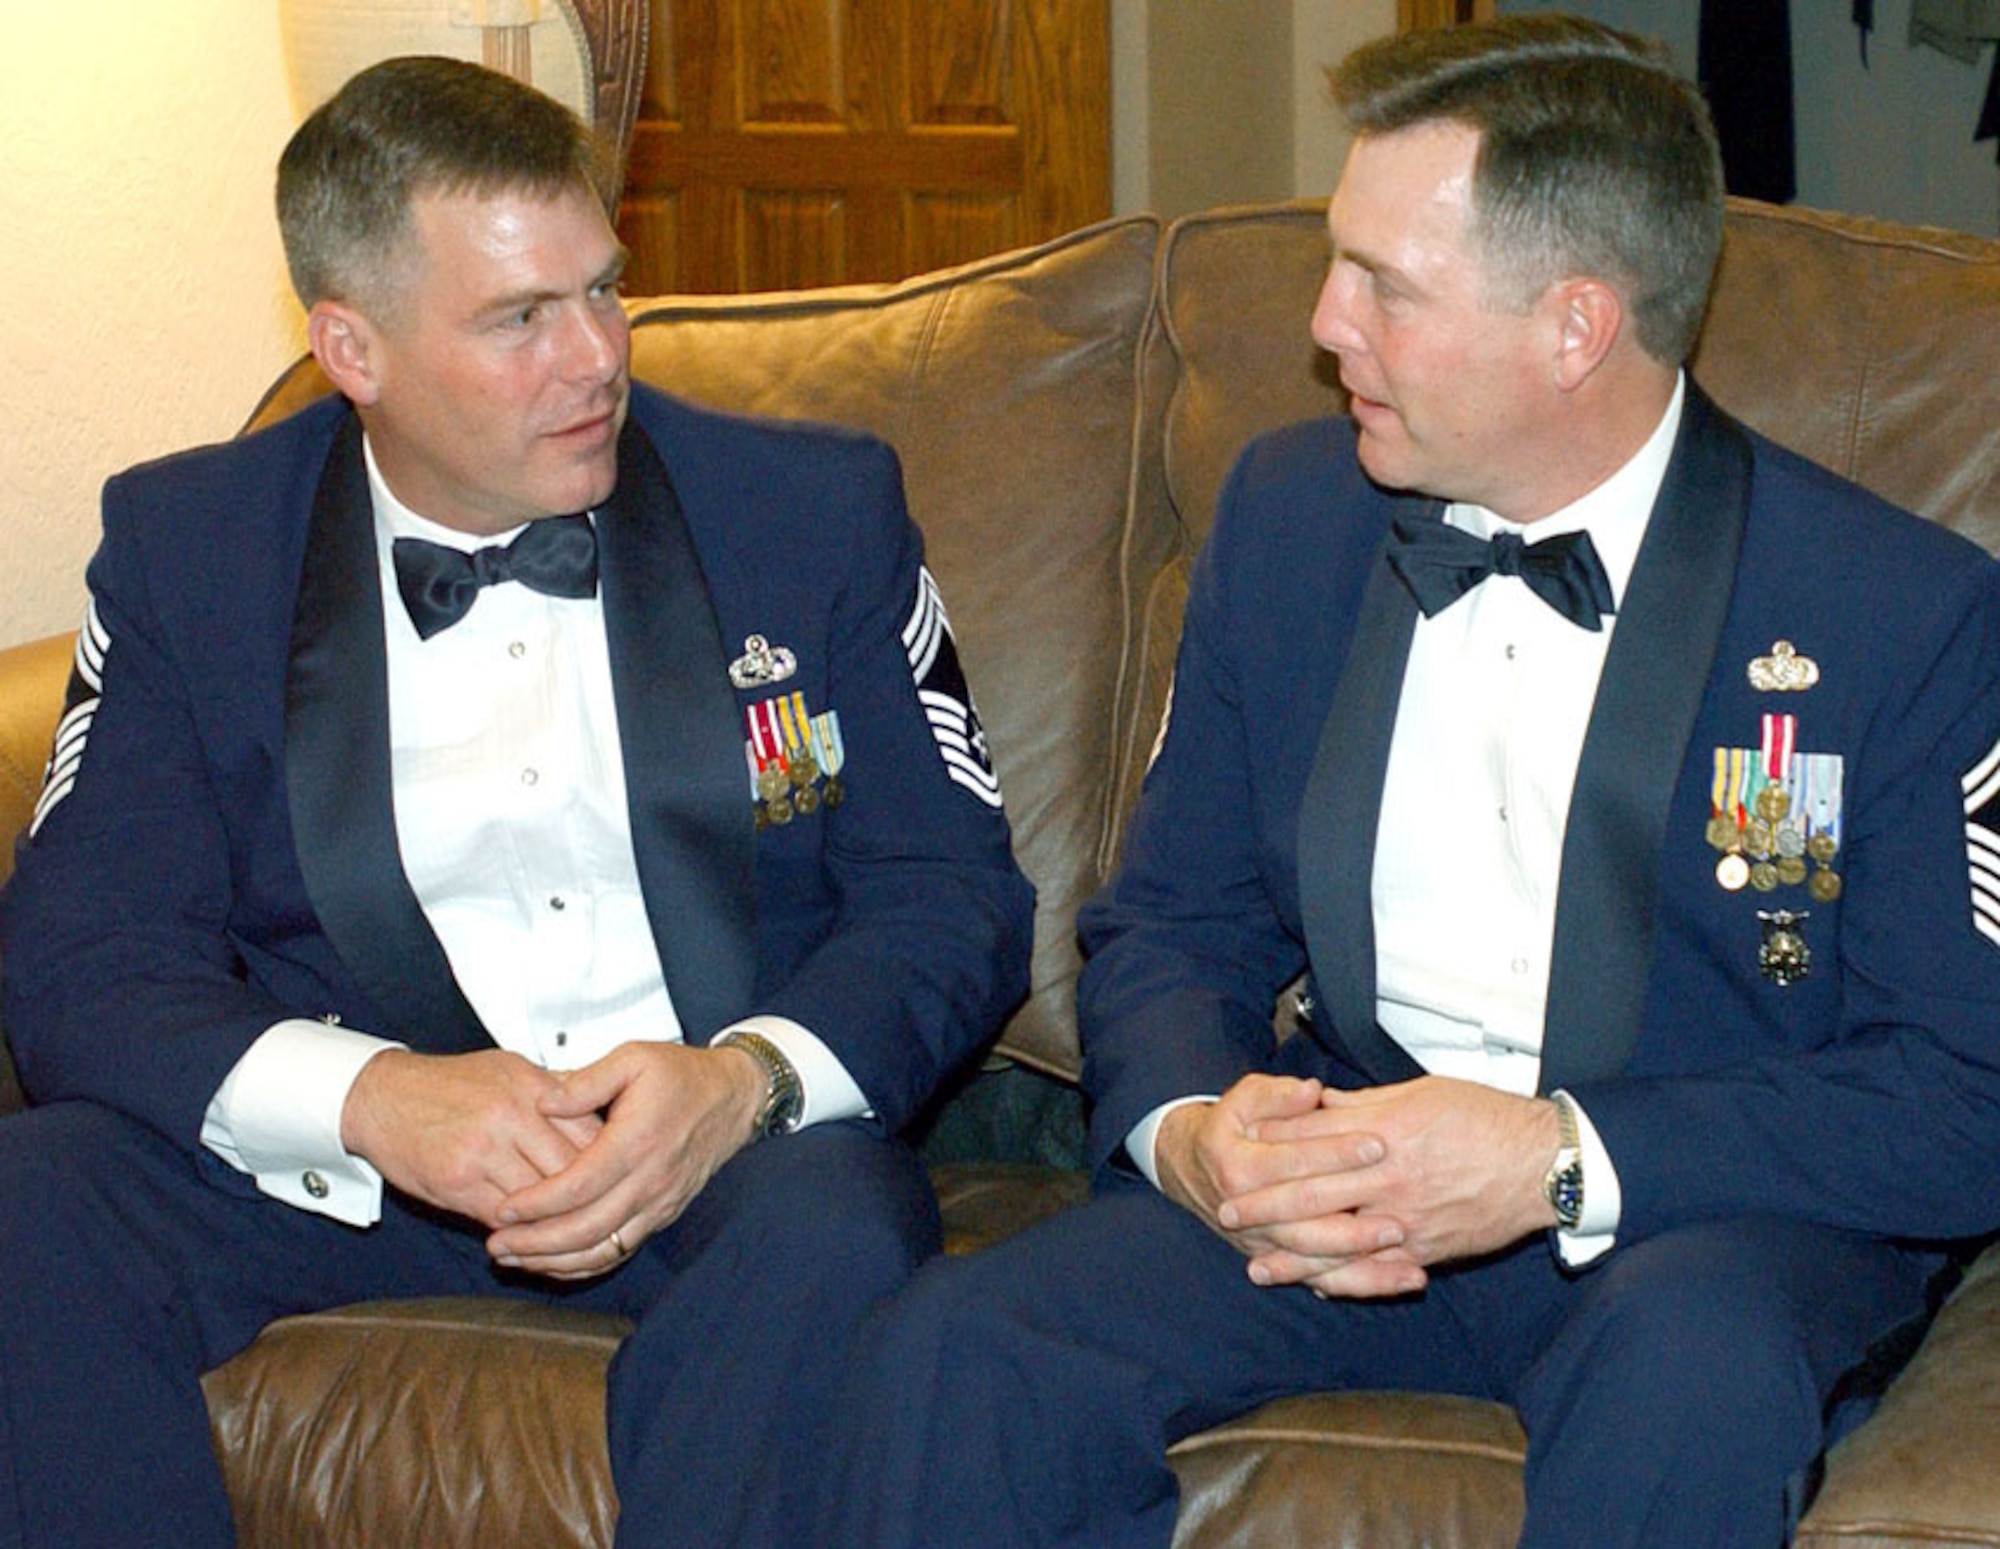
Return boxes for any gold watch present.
[722,1030,803,1140]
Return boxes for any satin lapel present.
[1540,388,1752,1090]
[597,423,756,1043]
[1297,501,1429,1085]
[284,416,488,1048]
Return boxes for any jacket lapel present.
[1297,500,1430,1085]
[1539,386,1751,1089]
[284,415,489,1049]
[596,422,757,1043]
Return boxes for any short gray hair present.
[276,55,609,312]
[1331,15,1724,364]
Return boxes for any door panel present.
[619,0,1109,293]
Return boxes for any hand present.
[1152,1074,1421,1300]
[1225,1076,1560,1289]
[483,1040,767,1281]
[339,1047,605,1229]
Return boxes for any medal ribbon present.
[1761,713,1797,783]
[1806,752,1844,848]
[775,691,810,762]
[746,701,786,770]
[810,710,845,777]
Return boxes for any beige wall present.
[1112,0,1395,217]
[1,5,304,649]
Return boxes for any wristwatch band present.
[721,1030,803,1140]
[1542,1090,1585,1231]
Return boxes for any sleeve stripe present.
[1965,733,2000,814]
[27,601,110,839]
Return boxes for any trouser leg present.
[817,1178,1521,1549]
[0,1102,501,1549]
[1512,1217,1932,1549]
[597,1123,939,1549]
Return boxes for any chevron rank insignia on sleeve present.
[904,566,1001,810]
[29,598,110,840]
[1966,731,2000,951]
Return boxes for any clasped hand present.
[340,1041,766,1281]
[1153,1073,1561,1300]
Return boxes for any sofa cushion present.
[1690,200,2000,556]
[202,1299,623,1549]
[1168,1392,1526,1549]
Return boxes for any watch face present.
[1549,1166,1584,1228]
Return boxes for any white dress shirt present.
[201,438,866,1226]
[1133,376,1686,1268]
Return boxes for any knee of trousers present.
[713,1129,940,1307]
[1539,1242,1822,1449]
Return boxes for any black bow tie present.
[392,515,599,640]
[1385,515,1616,632]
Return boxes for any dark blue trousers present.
[0,1100,936,1549]
[821,1176,1932,1549]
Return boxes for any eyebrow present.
[476,248,630,322]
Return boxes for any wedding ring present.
[608,1227,628,1259]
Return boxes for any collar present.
[1445,370,1686,609]
[362,434,543,554]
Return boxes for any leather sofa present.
[3,196,1998,1547]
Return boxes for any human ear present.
[307,302,383,408]
[1550,278,1623,391]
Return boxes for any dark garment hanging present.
[1699,0,1798,203]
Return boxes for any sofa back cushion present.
[246,217,1165,1081]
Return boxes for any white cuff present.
[200,1019,405,1227]
[1126,1095,1216,1189]
[1552,1089,1623,1267]
[723,1014,871,1127]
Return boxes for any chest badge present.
[729,634,797,689]
[1747,639,1819,693]
[1756,909,1812,985]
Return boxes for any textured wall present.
[0,6,304,650]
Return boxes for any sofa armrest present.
[1798,1241,2000,1546]
[0,630,76,1118]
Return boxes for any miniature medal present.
[1757,910,1812,985]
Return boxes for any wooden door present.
[1399,0,1497,28]
[618,0,1110,294]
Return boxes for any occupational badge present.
[1747,640,1819,693]
[729,634,797,689]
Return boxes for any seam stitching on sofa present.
[285,1310,628,1348]
[1797,1525,2000,1546]
[1728,199,2000,267]
[901,285,951,451]
[1096,264,1170,880]
[622,215,1162,328]
[1167,1428,1525,1465]
[1843,249,1884,479]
